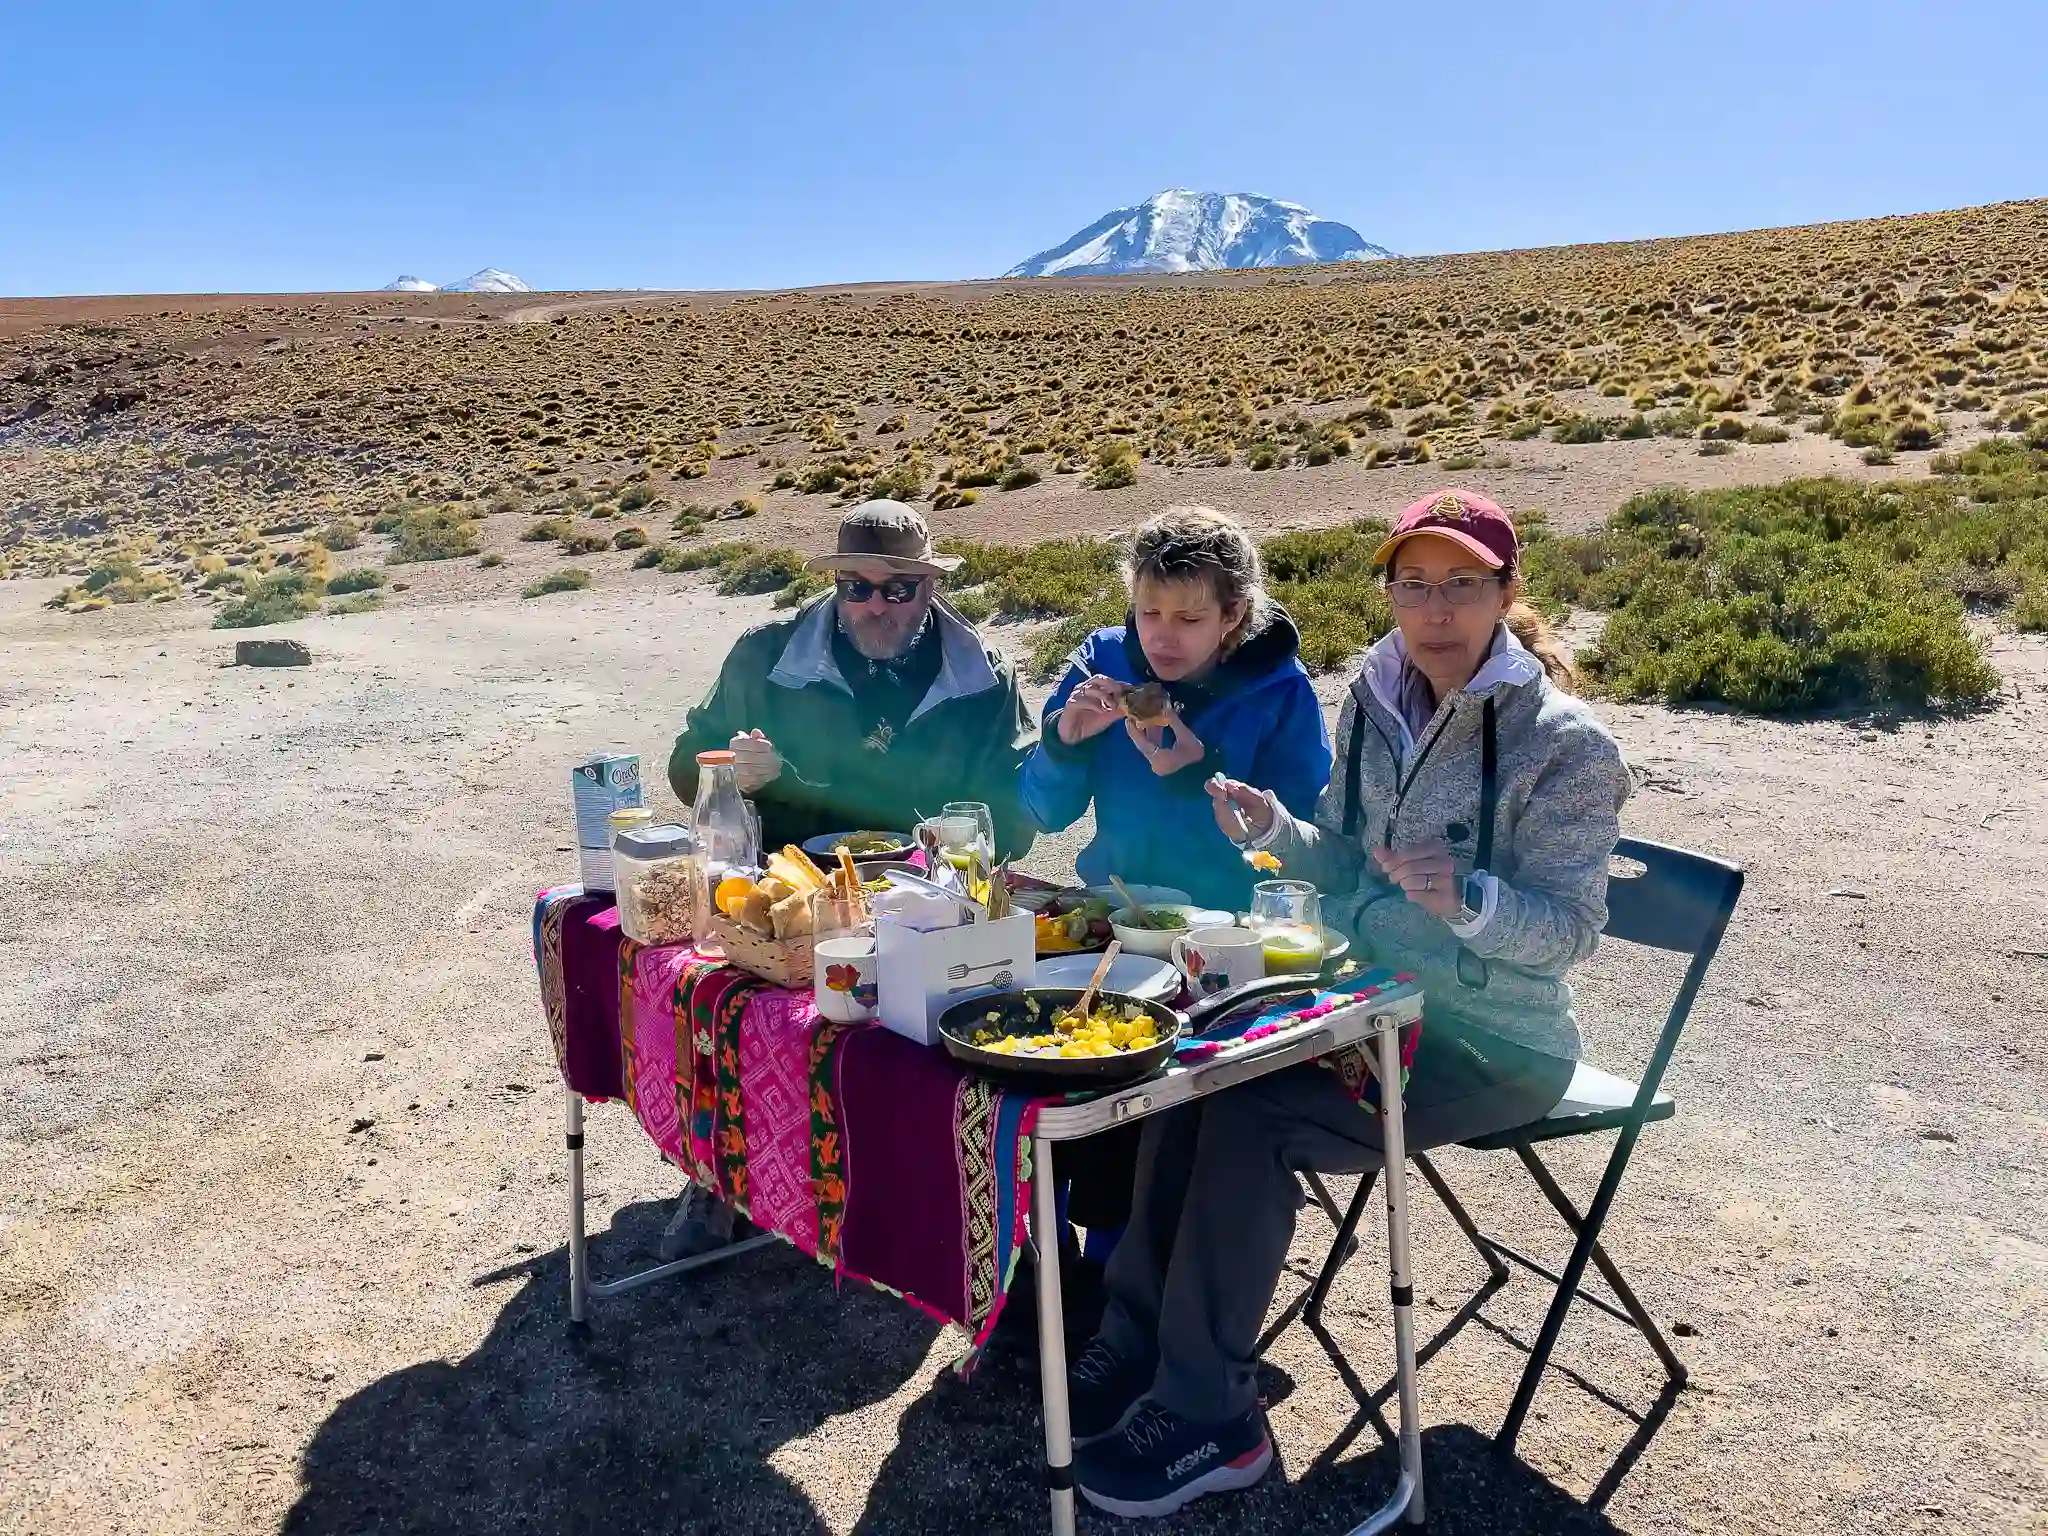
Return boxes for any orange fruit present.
[715,875,755,918]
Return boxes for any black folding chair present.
[1295,836,1744,1453]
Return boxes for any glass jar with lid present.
[588,806,653,895]
[614,821,696,946]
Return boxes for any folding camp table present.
[1011,978,1427,1535]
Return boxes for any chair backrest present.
[1597,835,1745,1115]
[1602,836,1745,958]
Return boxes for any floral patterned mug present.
[1170,925,1267,996]
[815,937,879,1022]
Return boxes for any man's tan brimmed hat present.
[802,500,963,577]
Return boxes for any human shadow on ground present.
[287,1199,1649,1536]
[284,1196,943,1536]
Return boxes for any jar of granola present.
[613,821,697,946]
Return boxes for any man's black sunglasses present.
[837,575,926,605]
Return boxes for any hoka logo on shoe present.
[1166,1443,1219,1481]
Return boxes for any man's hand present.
[729,729,782,794]
[1206,776,1276,844]
[1374,839,1461,920]
[1125,701,1206,778]
[1057,675,1131,746]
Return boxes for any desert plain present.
[2,201,2045,1535]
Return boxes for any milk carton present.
[572,753,643,892]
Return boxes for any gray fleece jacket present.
[1263,624,1630,1061]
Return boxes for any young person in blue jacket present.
[1022,506,1333,915]
[1009,507,1333,1306]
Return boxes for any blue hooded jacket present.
[1020,606,1333,913]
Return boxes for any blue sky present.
[3,0,2042,296]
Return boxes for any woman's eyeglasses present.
[837,576,926,605]
[1385,575,1502,609]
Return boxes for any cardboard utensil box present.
[876,914,1037,1047]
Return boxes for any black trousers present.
[1055,1123,1143,1231]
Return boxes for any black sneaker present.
[1076,1398,1273,1518]
[1069,1339,1154,1444]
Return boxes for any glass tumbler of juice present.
[1250,879,1324,975]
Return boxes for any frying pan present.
[937,974,1319,1092]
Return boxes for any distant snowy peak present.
[382,275,438,292]
[442,267,533,294]
[1006,190,1393,278]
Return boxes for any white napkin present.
[871,885,969,933]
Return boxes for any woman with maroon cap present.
[1066,489,1630,1521]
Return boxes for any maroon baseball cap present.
[1372,489,1520,571]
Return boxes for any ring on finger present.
[1422,873,1435,892]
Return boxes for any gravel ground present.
[1,574,2044,1536]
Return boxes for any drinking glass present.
[1249,879,1324,974]
[941,801,995,862]
[810,886,869,943]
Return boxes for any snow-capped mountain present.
[1006,190,1393,278]
[442,268,533,294]
[381,275,439,292]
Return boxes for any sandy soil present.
[2,564,2044,1536]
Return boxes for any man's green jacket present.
[669,593,1038,859]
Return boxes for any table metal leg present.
[1033,1134,1077,1536]
[1376,1023,1425,1526]
[566,1089,589,1324]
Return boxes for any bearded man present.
[669,499,1037,856]
[660,500,1037,1257]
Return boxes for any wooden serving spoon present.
[1075,939,1123,1019]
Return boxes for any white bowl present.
[1109,903,1233,959]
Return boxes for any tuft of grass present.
[1550,414,1607,444]
[326,593,384,615]
[523,568,592,598]
[559,531,610,555]
[479,553,506,568]
[324,567,387,595]
[54,553,180,608]
[318,519,362,551]
[867,459,928,503]
[773,572,829,608]
[522,517,571,542]
[948,587,996,623]
[936,537,1123,621]
[2015,577,2048,632]
[613,526,650,550]
[1089,441,1139,489]
[386,505,480,563]
[214,569,322,628]
[716,547,808,596]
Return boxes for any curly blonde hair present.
[1126,506,1268,654]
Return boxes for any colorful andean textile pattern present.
[535,887,1041,1362]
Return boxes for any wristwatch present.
[1455,871,1489,928]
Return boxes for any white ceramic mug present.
[1171,925,1267,998]
[814,937,879,1022]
